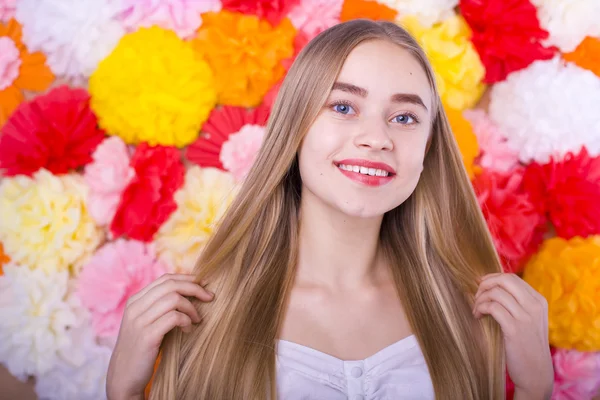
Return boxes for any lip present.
[334,158,396,187]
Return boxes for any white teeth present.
[338,164,389,177]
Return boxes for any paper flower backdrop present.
[0,1,599,399]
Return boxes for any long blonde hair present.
[150,19,505,400]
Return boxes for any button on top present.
[351,366,363,378]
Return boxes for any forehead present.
[334,40,433,109]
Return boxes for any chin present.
[335,201,393,219]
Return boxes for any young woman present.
[107,19,554,400]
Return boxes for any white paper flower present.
[0,264,82,380]
[531,0,600,52]
[489,57,600,164]
[378,0,458,26]
[15,0,126,81]
[34,323,112,400]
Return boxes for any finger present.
[138,292,202,327]
[476,274,536,308]
[127,273,196,306]
[147,311,193,346]
[473,287,527,320]
[474,301,517,338]
[128,280,214,318]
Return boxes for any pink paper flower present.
[463,109,519,173]
[0,0,16,22]
[552,348,600,400]
[0,36,20,90]
[118,0,222,39]
[288,0,343,39]
[76,239,167,338]
[220,124,265,181]
[84,136,135,226]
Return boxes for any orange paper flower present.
[340,0,397,22]
[0,19,53,127]
[0,242,9,275]
[563,36,600,78]
[192,11,296,107]
[445,105,480,179]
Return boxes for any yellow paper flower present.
[444,105,480,179]
[192,11,296,107]
[89,26,217,148]
[154,166,237,273]
[522,236,600,351]
[400,14,486,111]
[0,169,103,275]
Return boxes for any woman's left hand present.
[473,273,554,399]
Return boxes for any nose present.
[353,118,393,151]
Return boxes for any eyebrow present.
[331,81,429,112]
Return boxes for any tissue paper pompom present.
[340,0,397,22]
[0,85,105,177]
[110,144,185,242]
[563,36,600,78]
[220,124,266,182]
[463,109,519,173]
[0,19,53,127]
[530,0,600,53]
[0,170,103,274]
[0,242,8,275]
[221,0,299,26]
[444,106,479,179]
[459,0,556,83]
[0,264,81,379]
[0,1,16,22]
[83,136,135,226]
[77,239,167,337]
[472,169,546,273]
[288,0,342,39]
[15,0,125,81]
[155,166,237,273]
[185,104,270,170]
[489,57,600,164]
[378,0,457,26]
[118,0,222,39]
[522,236,600,351]
[34,329,112,400]
[551,348,600,400]
[522,148,600,240]
[192,11,295,107]
[89,26,217,148]
[401,14,486,111]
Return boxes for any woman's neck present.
[295,190,388,290]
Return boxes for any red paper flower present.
[185,104,270,169]
[281,30,309,71]
[110,143,185,242]
[459,0,556,83]
[523,147,600,239]
[472,168,546,273]
[0,85,105,176]
[221,0,299,26]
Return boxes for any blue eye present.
[333,103,355,115]
[392,113,418,125]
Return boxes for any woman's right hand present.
[106,273,215,400]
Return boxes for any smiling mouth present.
[333,162,395,187]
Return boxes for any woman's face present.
[298,39,433,218]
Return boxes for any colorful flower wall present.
[0,0,599,399]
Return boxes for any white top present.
[276,334,435,399]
